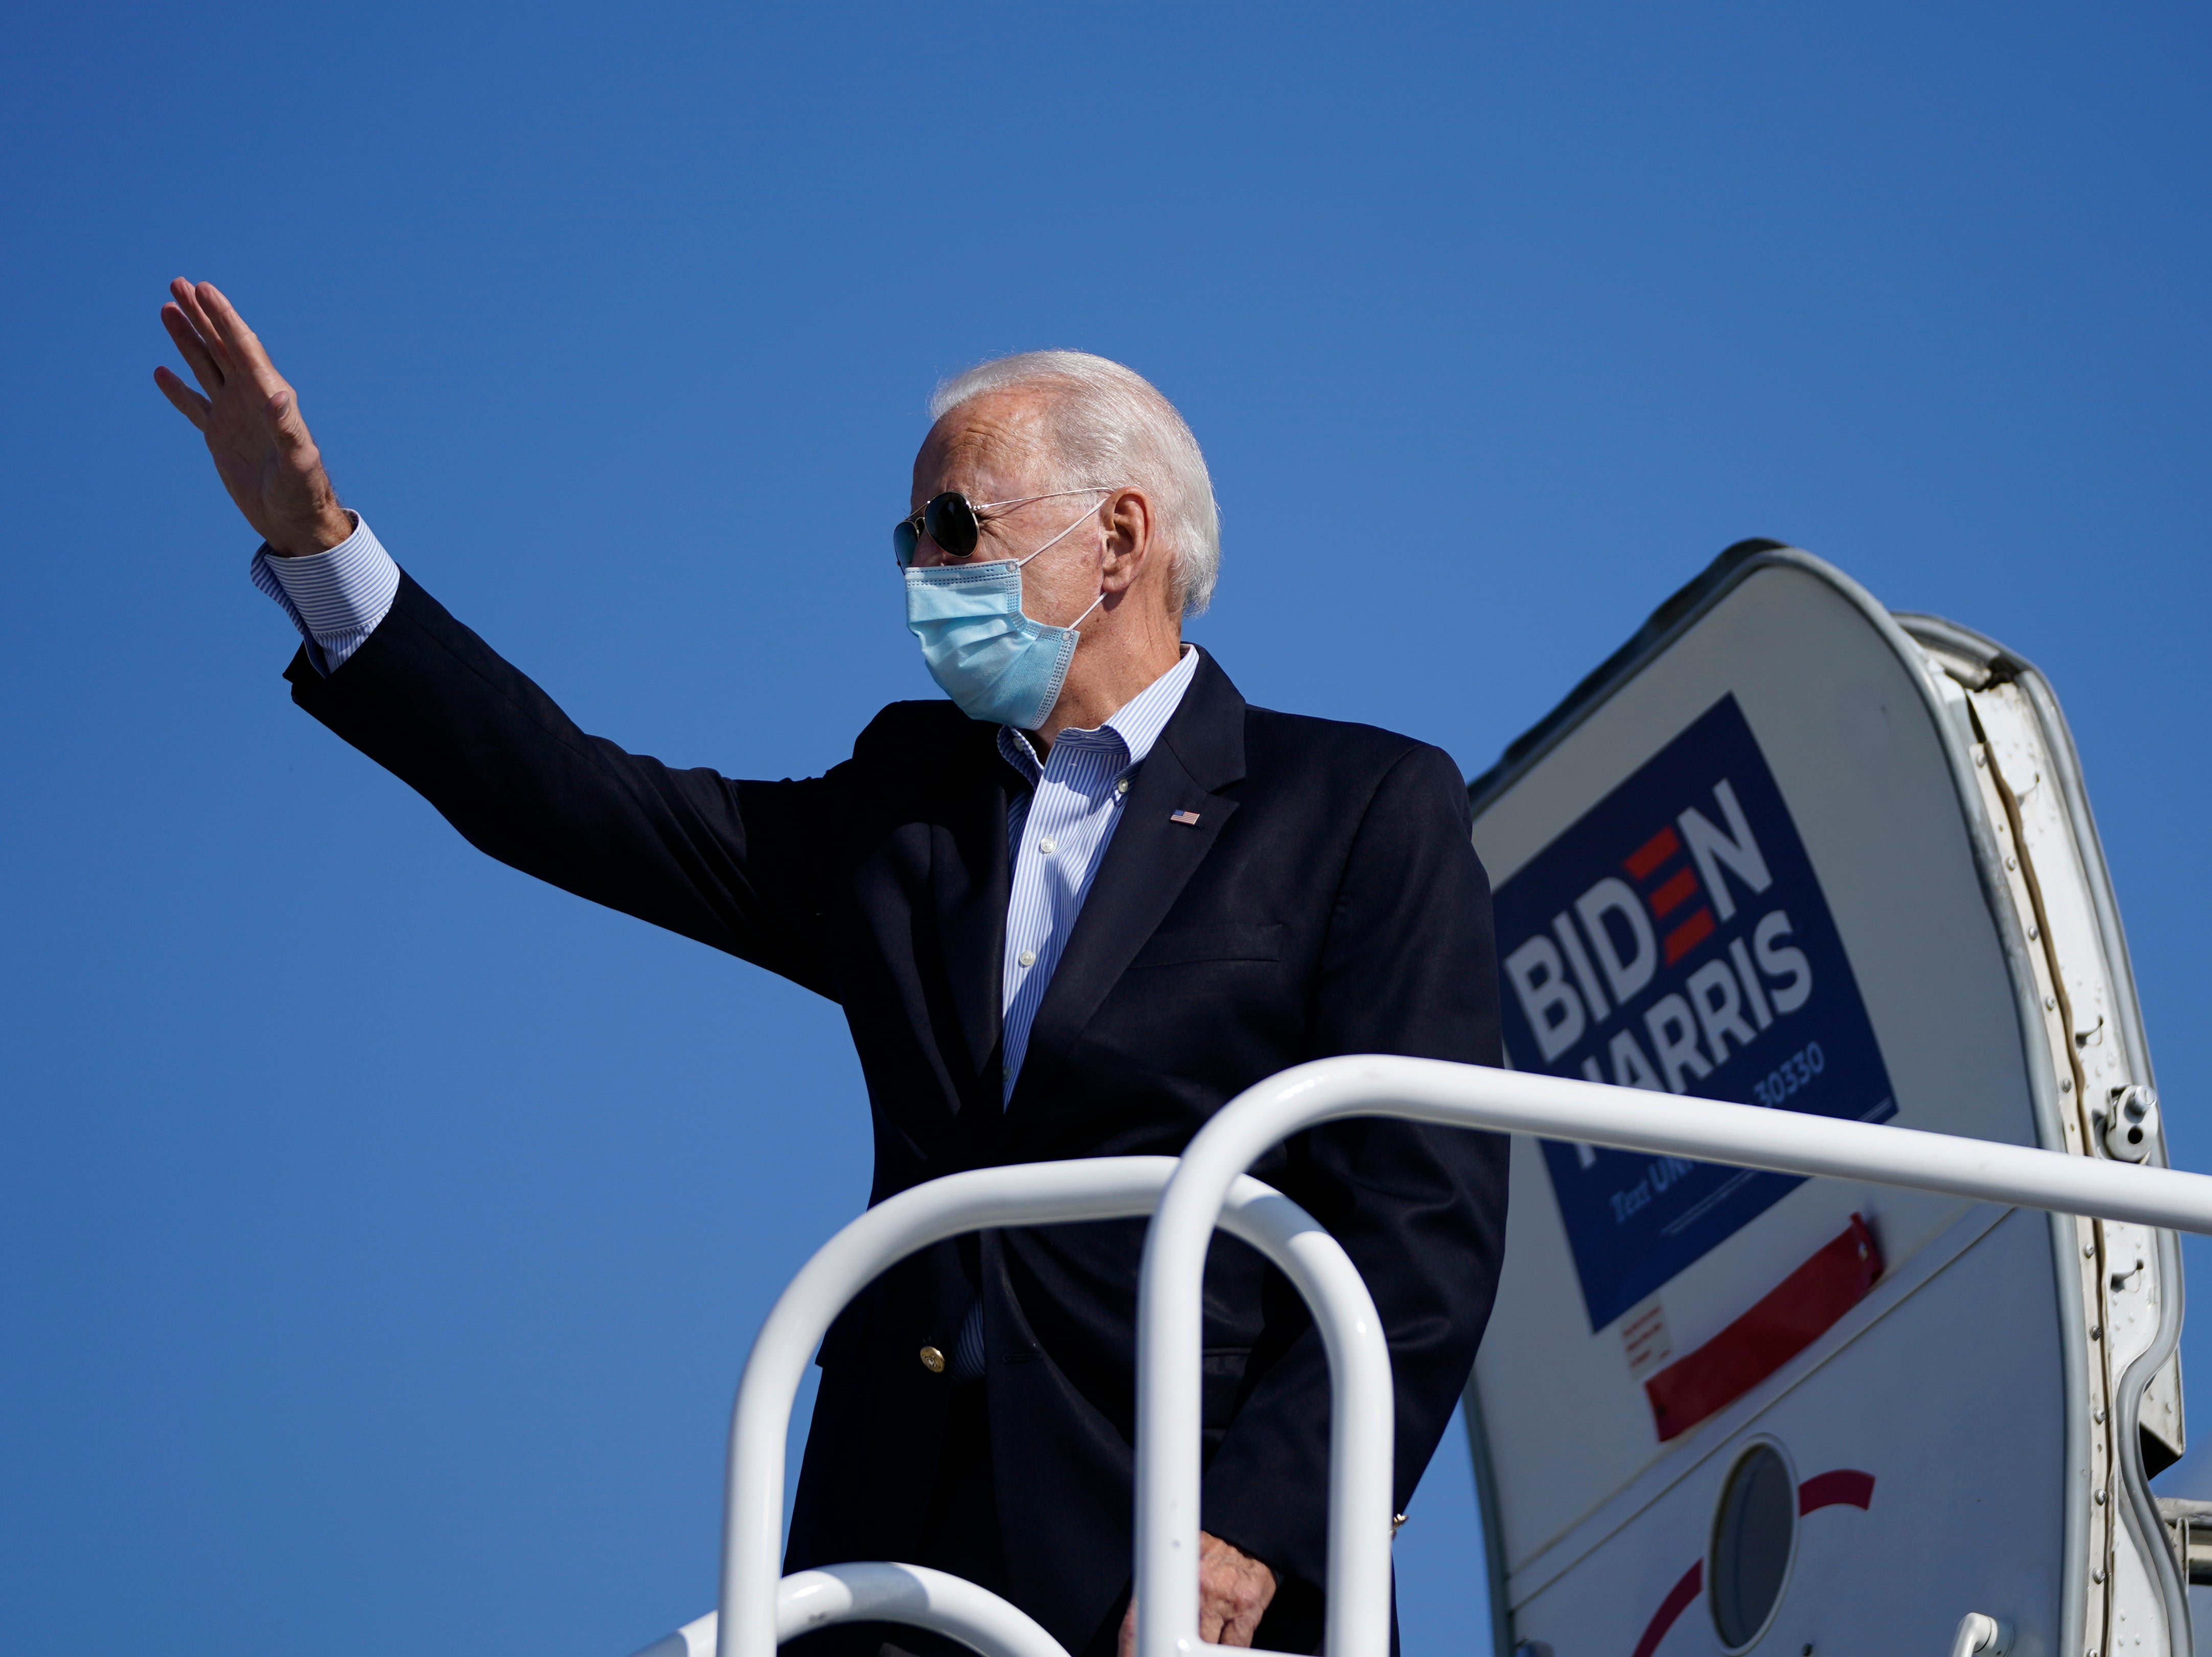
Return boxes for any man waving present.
[156,279,1506,1657]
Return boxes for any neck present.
[1029,632,1185,751]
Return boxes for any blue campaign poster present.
[1492,694,1896,1331]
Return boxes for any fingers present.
[168,278,233,379]
[1195,1536,1275,1649]
[153,365,212,431]
[1219,1599,1267,1648]
[1124,1545,1274,1654]
[1198,1576,1229,1646]
[1200,1596,1265,1649]
[195,281,282,388]
[160,300,224,394]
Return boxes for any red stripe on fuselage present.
[1628,1561,1704,1657]
[1798,1469,1876,1514]
[1615,1474,1875,1657]
[1644,1216,1882,1440]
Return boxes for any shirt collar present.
[997,644,1199,783]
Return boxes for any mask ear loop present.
[1066,586,1110,631]
[1012,496,1113,567]
[1011,496,1115,633]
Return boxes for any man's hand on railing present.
[1117,1531,1278,1656]
[154,278,354,557]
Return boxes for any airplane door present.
[1460,543,2182,1657]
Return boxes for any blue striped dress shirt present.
[993,646,1199,1103]
[252,520,1199,1384]
[248,514,398,676]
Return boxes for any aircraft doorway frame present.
[1461,542,2185,1657]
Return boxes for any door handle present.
[1949,1612,2011,1657]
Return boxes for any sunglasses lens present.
[893,520,919,568]
[925,493,980,557]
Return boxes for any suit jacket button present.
[919,1346,946,1374]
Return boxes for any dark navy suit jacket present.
[283,574,1506,1655]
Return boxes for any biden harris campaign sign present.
[1494,695,1896,1332]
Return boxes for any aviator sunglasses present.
[893,488,1114,569]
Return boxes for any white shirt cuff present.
[249,514,401,675]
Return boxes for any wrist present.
[269,506,356,558]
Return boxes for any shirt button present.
[1038,836,1056,854]
[1018,949,1037,968]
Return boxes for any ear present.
[1098,486,1156,593]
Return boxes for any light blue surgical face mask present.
[903,495,1112,729]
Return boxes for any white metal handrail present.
[625,1055,2212,1657]
[681,1155,1394,1657]
[624,1565,1073,1657]
[1134,1056,2212,1657]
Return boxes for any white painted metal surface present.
[1135,1056,2212,1657]
[1914,611,2189,1657]
[633,1565,1066,1657]
[652,1155,1392,1657]
[625,1054,2212,1657]
[1457,546,2179,1656]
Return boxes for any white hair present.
[928,351,1222,616]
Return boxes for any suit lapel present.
[1006,651,1248,1117]
[930,727,1017,1105]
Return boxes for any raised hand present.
[154,279,354,557]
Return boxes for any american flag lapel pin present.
[1170,809,1202,826]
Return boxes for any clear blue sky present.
[4,4,2207,1653]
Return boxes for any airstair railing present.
[634,1055,2212,1657]
[1135,1055,2212,1657]
[678,1154,1394,1657]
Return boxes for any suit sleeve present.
[284,571,839,999]
[1199,741,1508,1589]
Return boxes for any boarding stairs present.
[622,1054,2212,1657]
